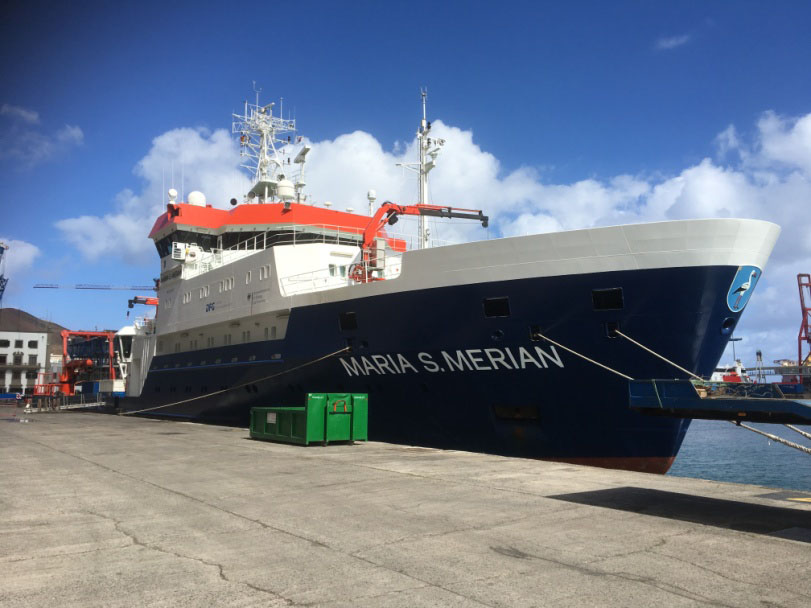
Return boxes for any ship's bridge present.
[149,200,406,282]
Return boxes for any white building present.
[0,309,65,396]
[0,331,48,394]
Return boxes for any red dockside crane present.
[34,330,117,397]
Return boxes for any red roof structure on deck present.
[148,202,406,251]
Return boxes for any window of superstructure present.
[28,340,38,348]
[0,355,6,364]
[26,371,37,380]
[28,355,37,365]
[13,354,22,365]
[14,340,22,348]
[329,264,337,277]
[224,334,232,345]
[259,265,270,280]
[246,271,252,284]
[219,280,224,293]
[0,339,9,347]
[174,343,181,353]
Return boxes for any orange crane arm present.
[361,202,488,252]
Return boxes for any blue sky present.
[2,0,811,367]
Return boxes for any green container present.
[250,393,368,445]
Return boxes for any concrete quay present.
[1,411,810,607]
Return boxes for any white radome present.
[277,179,295,202]
[187,191,207,206]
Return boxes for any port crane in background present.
[34,330,118,397]
[33,282,160,317]
[0,242,9,306]
[798,274,811,367]
[34,283,157,291]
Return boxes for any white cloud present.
[0,104,83,168]
[0,238,41,278]
[756,111,811,174]
[53,109,811,366]
[655,34,691,50]
[1,103,39,124]
[56,127,251,262]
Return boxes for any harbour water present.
[669,419,811,492]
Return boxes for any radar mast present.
[232,86,310,204]
[399,89,445,249]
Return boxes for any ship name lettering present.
[418,352,440,372]
[339,345,563,377]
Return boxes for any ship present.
[116,92,780,474]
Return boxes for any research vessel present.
[118,93,780,473]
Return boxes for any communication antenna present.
[395,88,445,249]
[253,81,261,107]
[233,85,307,204]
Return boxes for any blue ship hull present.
[122,265,744,473]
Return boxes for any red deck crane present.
[349,202,489,283]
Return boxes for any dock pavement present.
[1,411,810,607]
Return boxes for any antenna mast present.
[415,89,445,249]
[395,89,446,249]
[233,85,307,204]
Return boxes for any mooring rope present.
[613,330,703,381]
[733,421,811,456]
[534,332,634,381]
[120,346,351,416]
[785,424,811,441]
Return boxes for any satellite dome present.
[187,191,207,206]
[277,179,295,202]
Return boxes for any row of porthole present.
[154,353,272,371]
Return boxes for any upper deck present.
[149,202,406,253]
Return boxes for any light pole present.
[729,337,742,363]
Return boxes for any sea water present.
[668,419,811,492]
